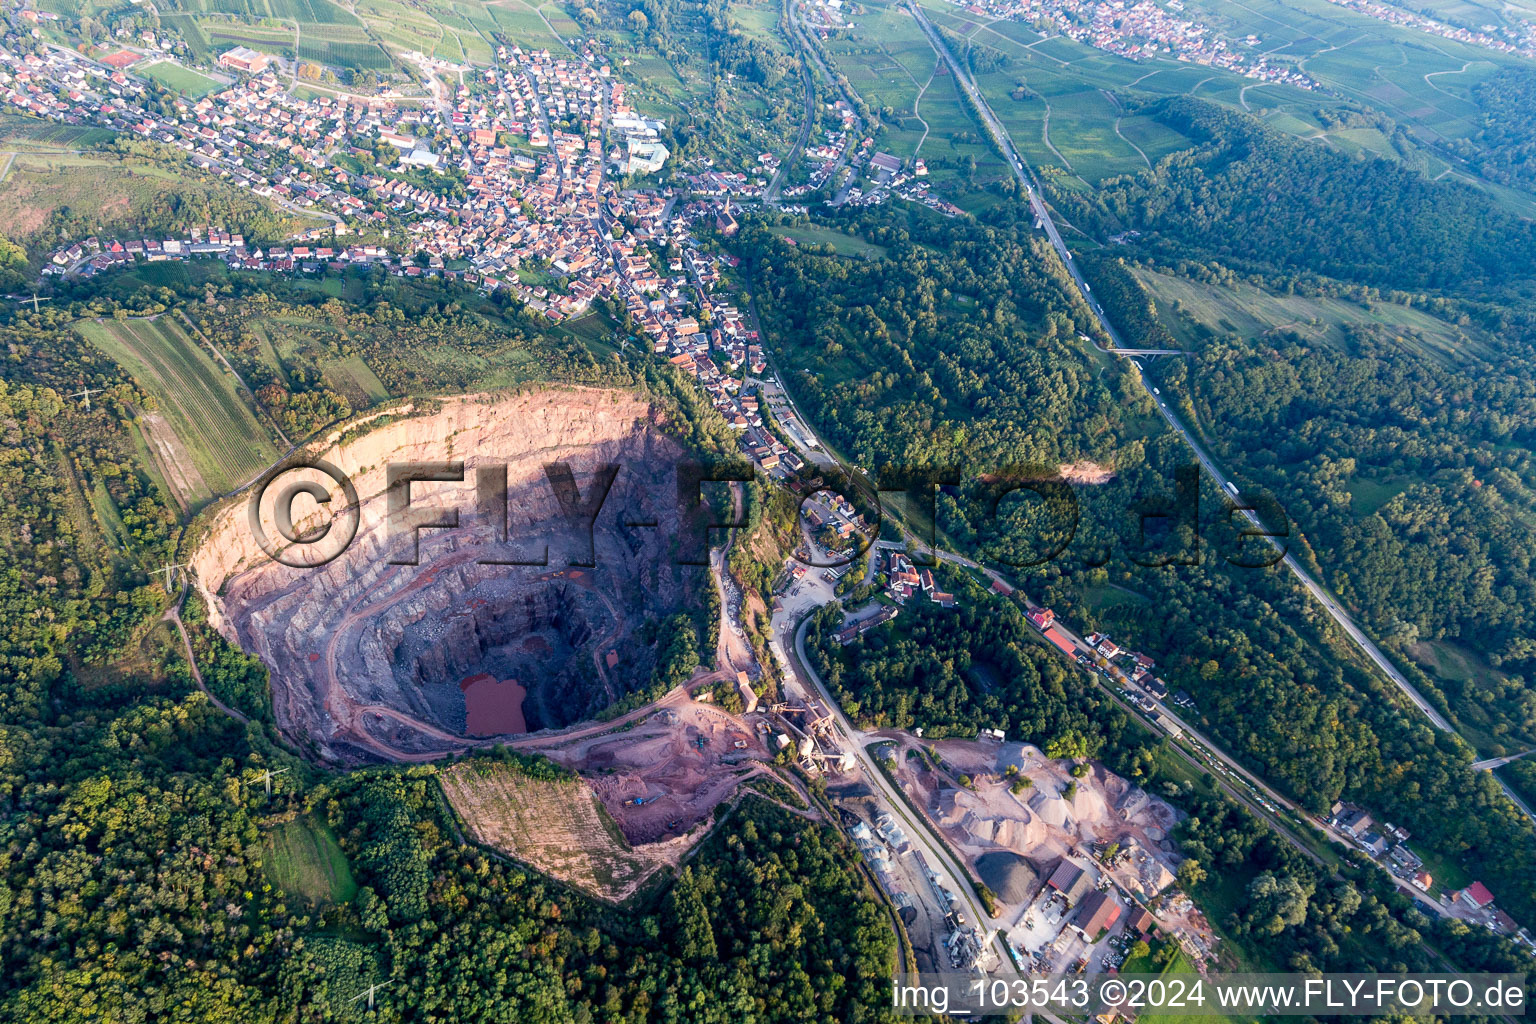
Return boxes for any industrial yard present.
[875,736,1218,973]
[549,702,774,845]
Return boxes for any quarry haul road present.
[262,535,743,762]
[318,547,497,761]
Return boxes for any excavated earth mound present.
[976,851,1041,905]
[190,388,705,763]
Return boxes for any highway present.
[1473,750,1536,771]
[905,0,1469,745]
[745,0,1520,948]
[891,0,1536,914]
[1502,781,1536,820]
[1156,407,1453,731]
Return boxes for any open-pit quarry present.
[189,388,710,764]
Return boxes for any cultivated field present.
[326,354,392,405]
[915,0,1204,186]
[0,114,115,149]
[823,0,1007,180]
[440,760,691,903]
[160,14,211,58]
[350,0,537,65]
[914,0,1536,210]
[201,23,296,55]
[162,0,357,21]
[1132,267,1495,363]
[77,316,281,500]
[262,814,359,905]
[160,0,524,68]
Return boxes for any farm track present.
[1102,90,1150,169]
[1038,103,1074,174]
[166,587,251,726]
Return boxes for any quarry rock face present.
[190,388,702,763]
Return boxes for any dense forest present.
[744,175,1536,929]
[1070,281,1536,922]
[1463,68,1536,192]
[1167,324,1536,732]
[739,209,1151,476]
[806,570,1132,754]
[579,0,804,173]
[1056,103,1536,758]
[0,714,896,1022]
[1174,790,1529,976]
[961,92,1536,927]
[1053,97,1536,295]
[0,259,905,1020]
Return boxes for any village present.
[1320,0,1536,60]
[3,30,853,483]
[943,0,1318,90]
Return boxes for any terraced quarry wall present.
[190,388,702,763]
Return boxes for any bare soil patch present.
[440,760,697,903]
[139,409,209,511]
[1057,460,1115,485]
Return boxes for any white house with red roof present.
[1456,881,1495,910]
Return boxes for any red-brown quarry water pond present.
[459,673,528,736]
